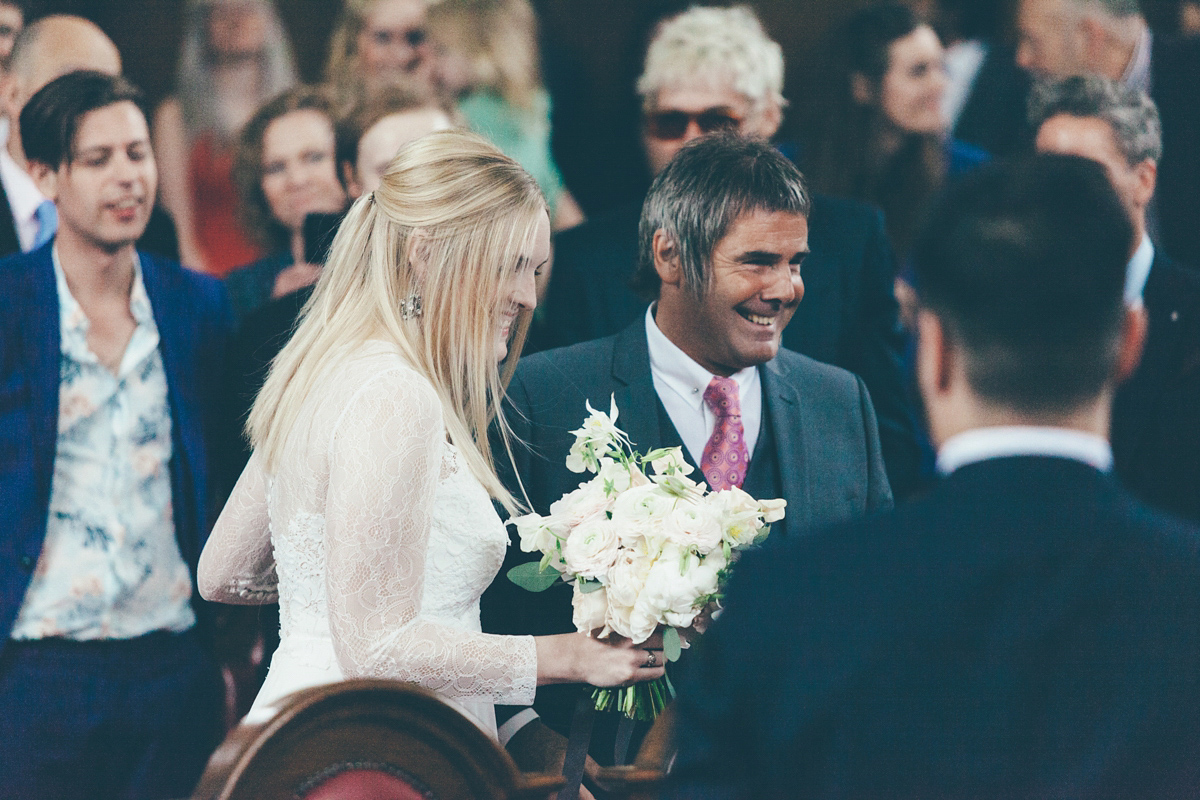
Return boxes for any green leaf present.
[578,578,605,594]
[754,523,772,545]
[663,626,682,662]
[507,561,561,592]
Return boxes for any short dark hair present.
[233,84,337,251]
[20,70,148,169]
[913,154,1134,415]
[632,133,811,299]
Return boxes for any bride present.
[198,131,664,736]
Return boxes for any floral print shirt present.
[10,248,195,640]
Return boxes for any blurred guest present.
[669,153,1200,799]
[0,0,24,68]
[1032,75,1200,524]
[0,15,180,261]
[428,0,583,231]
[324,0,434,114]
[802,3,988,262]
[153,0,297,275]
[920,0,1032,156]
[1185,0,1200,33]
[1016,0,1200,267]
[0,70,229,800]
[540,4,923,499]
[337,84,452,198]
[226,85,347,321]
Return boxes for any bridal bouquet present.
[508,398,785,720]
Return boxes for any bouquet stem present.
[591,672,675,721]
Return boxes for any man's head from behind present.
[635,134,810,377]
[1016,0,1143,80]
[637,5,784,176]
[1030,75,1159,244]
[21,71,156,253]
[913,154,1142,444]
[4,15,121,162]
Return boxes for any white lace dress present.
[198,341,537,737]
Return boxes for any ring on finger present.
[644,649,657,668]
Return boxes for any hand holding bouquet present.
[508,398,785,719]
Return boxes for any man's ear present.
[341,160,363,200]
[916,308,954,400]
[746,98,783,140]
[1115,304,1148,386]
[28,160,58,202]
[1133,158,1157,208]
[651,228,683,287]
[1078,12,1111,73]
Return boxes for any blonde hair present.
[637,6,785,112]
[427,0,541,110]
[248,130,546,511]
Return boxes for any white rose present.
[606,547,654,609]
[572,585,609,634]
[661,501,724,554]
[563,517,620,580]
[633,544,705,635]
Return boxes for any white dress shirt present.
[0,146,49,252]
[943,39,989,133]
[1122,25,1153,96]
[1126,234,1154,309]
[645,305,762,466]
[936,426,1113,476]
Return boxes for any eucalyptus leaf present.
[507,561,561,592]
[663,626,683,662]
[578,579,605,594]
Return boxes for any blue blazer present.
[0,241,234,647]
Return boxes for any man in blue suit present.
[0,71,230,798]
[668,155,1200,797]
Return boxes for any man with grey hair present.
[1033,75,1200,523]
[538,4,922,500]
[484,134,891,776]
[1015,0,1200,265]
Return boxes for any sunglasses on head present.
[644,108,743,140]
[370,27,427,49]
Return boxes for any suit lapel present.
[0,181,23,259]
[610,320,667,455]
[760,355,812,534]
[25,244,60,513]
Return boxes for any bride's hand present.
[534,632,666,687]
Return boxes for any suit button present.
[19,555,34,572]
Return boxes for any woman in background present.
[225,86,348,321]
[428,0,583,231]
[153,0,296,275]
[199,131,662,736]
[802,2,987,264]
[325,0,436,114]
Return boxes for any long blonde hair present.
[325,0,432,111]
[248,130,545,511]
[427,0,542,111]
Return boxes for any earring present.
[400,293,423,320]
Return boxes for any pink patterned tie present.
[701,377,749,491]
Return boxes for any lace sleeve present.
[198,450,279,604]
[324,370,537,706]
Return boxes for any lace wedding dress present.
[199,340,537,737]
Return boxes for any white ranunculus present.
[633,544,707,634]
[548,478,612,529]
[563,517,620,580]
[661,501,724,554]
[572,585,609,634]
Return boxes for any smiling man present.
[482,134,891,772]
[0,71,230,798]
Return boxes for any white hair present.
[637,5,784,110]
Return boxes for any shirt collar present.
[1125,234,1154,308]
[644,304,758,411]
[937,426,1113,475]
[0,146,48,226]
[1122,24,1153,95]
[53,244,152,338]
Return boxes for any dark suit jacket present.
[482,319,892,741]
[537,193,922,499]
[0,241,234,651]
[951,43,1032,158]
[1112,250,1200,523]
[669,455,1200,799]
[0,179,180,263]
[1150,34,1200,268]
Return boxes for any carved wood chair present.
[593,704,676,799]
[191,679,563,800]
